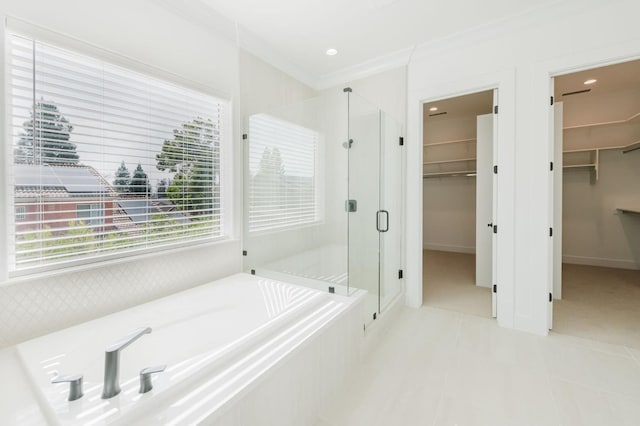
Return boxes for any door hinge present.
[250,269,255,275]
[493,225,498,234]
[493,284,497,293]
[550,96,554,106]
[242,250,247,256]
[493,165,498,174]
[242,133,247,140]
[373,312,377,320]
[549,227,553,237]
[549,292,553,302]
[550,161,554,171]
[398,269,404,279]
[494,105,499,114]
[399,136,404,146]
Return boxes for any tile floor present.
[317,306,640,426]
[318,252,640,425]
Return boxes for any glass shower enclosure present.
[242,89,403,326]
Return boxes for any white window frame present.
[4,20,235,277]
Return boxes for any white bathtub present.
[16,273,364,425]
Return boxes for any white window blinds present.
[247,114,319,233]
[8,33,227,273]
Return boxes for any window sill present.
[1,237,240,287]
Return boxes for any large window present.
[8,33,228,273]
[247,114,320,233]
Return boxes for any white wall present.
[563,150,640,269]
[406,0,640,334]
[423,177,476,252]
[561,86,640,269]
[422,112,486,253]
[0,0,243,348]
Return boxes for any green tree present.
[129,163,150,194]
[15,100,79,165]
[157,178,169,198]
[113,161,131,193]
[156,117,219,215]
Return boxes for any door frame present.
[419,86,500,320]
[406,68,516,328]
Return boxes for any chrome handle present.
[377,210,389,233]
[139,364,166,394]
[105,327,152,353]
[52,374,83,401]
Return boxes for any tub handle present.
[52,373,83,401]
[139,364,166,394]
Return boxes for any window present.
[8,33,228,273]
[76,204,104,226]
[15,206,26,221]
[247,114,320,233]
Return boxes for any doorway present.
[550,59,640,348]
[422,90,497,318]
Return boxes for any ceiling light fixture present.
[326,48,338,56]
[583,79,597,85]
[429,107,438,112]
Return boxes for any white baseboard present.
[423,243,475,254]
[563,255,639,270]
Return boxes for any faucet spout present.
[102,327,152,399]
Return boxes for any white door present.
[476,114,493,291]
[549,92,563,330]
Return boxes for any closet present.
[422,90,496,318]
[551,59,640,348]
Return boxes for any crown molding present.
[314,46,414,90]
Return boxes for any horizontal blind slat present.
[9,33,227,273]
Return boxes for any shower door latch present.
[346,199,357,212]
[376,210,389,233]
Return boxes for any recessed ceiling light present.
[583,79,597,85]
[429,106,438,112]
[326,48,338,56]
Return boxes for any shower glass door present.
[347,92,403,326]
[347,92,381,324]
[379,111,403,312]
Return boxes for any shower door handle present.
[376,210,389,233]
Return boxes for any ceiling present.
[423,90,493,121]
[193,0,560,89]
[554,59,640,98]
[554,59,640,127]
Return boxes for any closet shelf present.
[423,138,475,147]
[423,170,476,178]
[616,207,640,215]
[563,112,640,130]
[423,157,476,166]
[622,141,640,154]
[563,163,596,169]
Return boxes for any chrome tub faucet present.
[102,327,152,399]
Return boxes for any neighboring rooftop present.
[14,164,118,198]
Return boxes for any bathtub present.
[16,273,365,425]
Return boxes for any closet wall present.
[561,87,640,269]
[422,93,492,252]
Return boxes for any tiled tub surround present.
[2,273,364,425]
[0,240,241,348]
